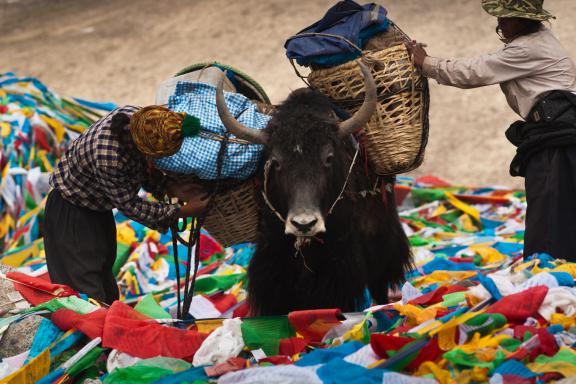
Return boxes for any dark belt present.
[528,91,576,124]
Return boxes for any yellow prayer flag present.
[550,313,576,329]
[37,151,53,172]
[40,115,66,142]
[342,319,369,342]
[470,246,506,264]
[4,348,50,384]
[17,199,45,227]
[528,360,576,378]
[460,214,479,232]
[551,263,576,278]
[414,361,453,384]
[445,192,481,223]
[431,205,448,217]
[1,122,11,138]
[196,319,225,333]
[1,241,40,267]
[412,271,477,287]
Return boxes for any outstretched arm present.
[97,166,208,232]
[406,41,536,89]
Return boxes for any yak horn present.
[338,61,377,138]
[215,72,268,145]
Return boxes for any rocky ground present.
[0,264,39,359]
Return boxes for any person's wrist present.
[418,54,428,67]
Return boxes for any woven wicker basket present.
[202,179,259,247]
[306,23,429,175]
[167,63,269,246]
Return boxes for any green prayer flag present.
[113,242,132,276]
[444,348,495,369]
[28,296,99,315]
[24,191,37,210]
[137,357,191,371]
[409,236,430,246]
[134,294,171,320]
[462,314,507,339]
[67,347,104,377]
[440,210,462,223]
[103,357,190,384]
[411,188,447,204]
[533,347,576,365]
[440,292,467,307]
[103,366,174,384]
[500,337,522,353]
[194,273,245,295]
[241,316,295,356]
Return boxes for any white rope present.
[261,160,286,223]
[328,147,360,215]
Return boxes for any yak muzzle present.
[285,210,326,237]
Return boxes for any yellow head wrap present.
[130,106,201,158]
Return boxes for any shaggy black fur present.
[247,89,413,315]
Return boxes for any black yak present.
[216,63,412,315]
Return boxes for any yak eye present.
[270,157,281,171]
[322,151,334,167]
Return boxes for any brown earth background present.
[2,0,576,188]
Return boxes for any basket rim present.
[176,62,271,105]
[308,44,408,78]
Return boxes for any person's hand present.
[405,40,428,68]
[167,181,207,202]
[178,193,210,217]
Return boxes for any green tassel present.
[181,114,202,137]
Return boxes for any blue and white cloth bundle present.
[153,82,271,180]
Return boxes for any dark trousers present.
[524,146,576,261]
[44,189,119,304]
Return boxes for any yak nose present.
[290,216,318,233]
[285,212,326,236]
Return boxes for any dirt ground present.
[2,0,576,188]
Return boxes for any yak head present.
[216,63,376,238]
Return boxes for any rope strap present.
[170,132,230,319]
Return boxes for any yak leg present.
[359,195,412,304]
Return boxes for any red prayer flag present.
[102,301,207,360]
[207,293,237,313]
[415,175,452,187]
[409,285,468,306]
[486,286,548,323]
[406,337,443,372]
[288,309,344,343]
[370,334,415,359]
[51,308,107,339]
[279,337,309,356]
[199,234,224,261]
[499,375,536,384]
[232,302,250,318]
[204,357,246,377]
[7,271,78,305]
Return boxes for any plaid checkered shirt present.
[50,105,180,233]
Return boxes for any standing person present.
[45,105,208,304]
[407,0,576,261]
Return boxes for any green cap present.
[482,0,555,21]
